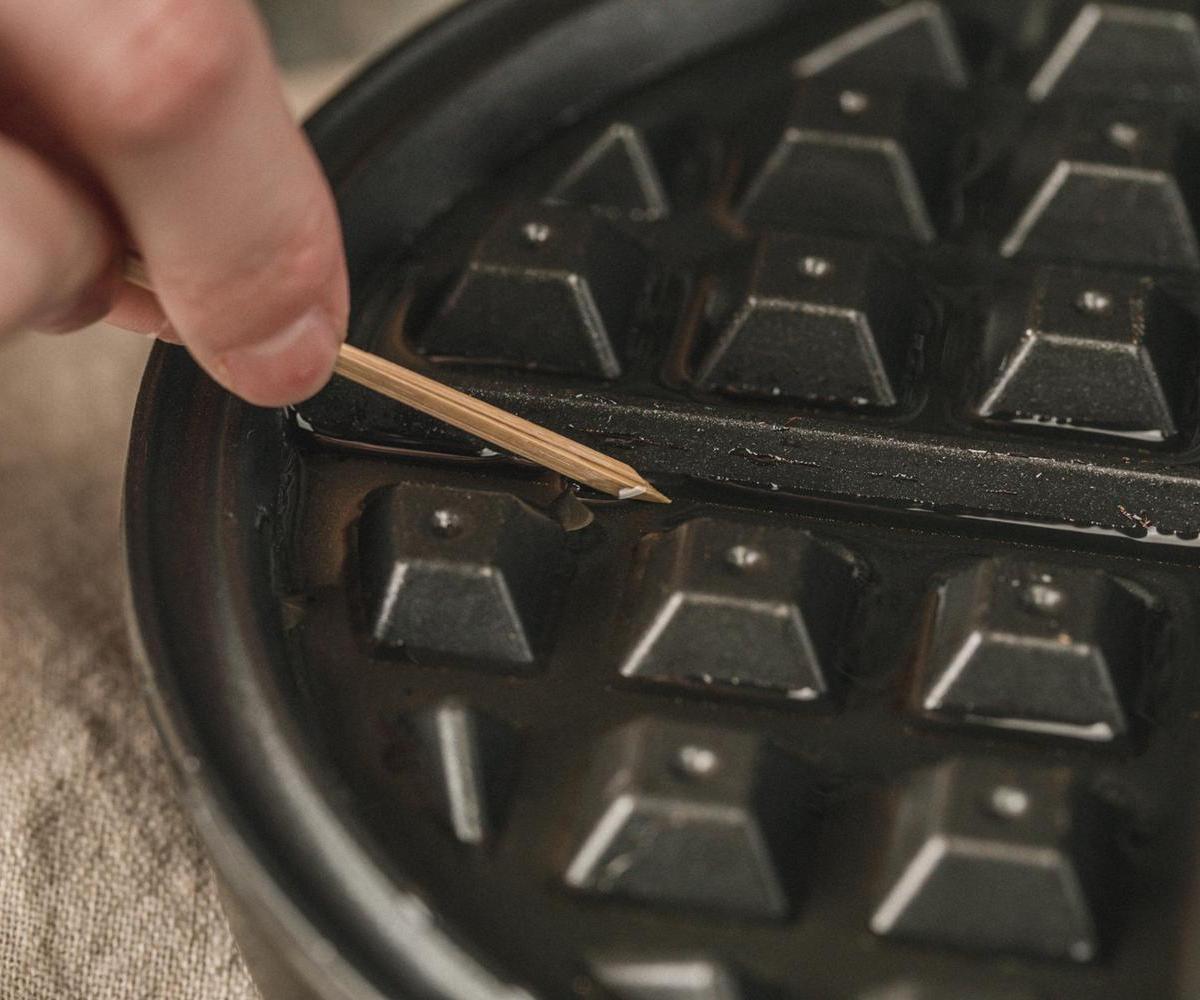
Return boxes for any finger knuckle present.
[275,207,341,300]
[85,0,251,143]
[223,191,342,314]
[184,194,343,351]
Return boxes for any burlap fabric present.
[0,329,257,1000]
[0,6,450,994]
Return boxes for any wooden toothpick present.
[121,256,669,503]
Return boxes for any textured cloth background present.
[0,4,450,996]
[0,330,256,1000]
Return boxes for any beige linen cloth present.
[0,5,450,996]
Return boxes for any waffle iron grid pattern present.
[291,3,1200,997]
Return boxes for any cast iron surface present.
[127,1,1200,997]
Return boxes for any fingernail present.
[215,308,342,406]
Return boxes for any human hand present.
[0,0,349,406]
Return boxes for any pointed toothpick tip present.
[618,483,671,504]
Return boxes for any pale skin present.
[0,0,349,406]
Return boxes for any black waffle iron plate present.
[125,1,1200,997]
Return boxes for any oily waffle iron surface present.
[127,1,1200,998]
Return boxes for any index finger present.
[0,0,349,405]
